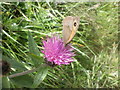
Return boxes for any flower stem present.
[8,64,47,78]
[8,68,37,78]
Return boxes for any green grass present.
[1,2,118,88]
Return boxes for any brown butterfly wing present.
[62,25,71,44]
[62,16,74,44]
[62,16,80,44]
[66,17,80,43]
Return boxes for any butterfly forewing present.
[62,16,80,44]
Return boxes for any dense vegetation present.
[1,2,118,88]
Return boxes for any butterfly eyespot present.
[74,22,77,26]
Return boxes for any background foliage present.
[1,2,118,88]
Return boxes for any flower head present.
[42,36,75,66]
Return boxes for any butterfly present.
[62,16,80,44]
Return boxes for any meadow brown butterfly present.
[62,16,80,44]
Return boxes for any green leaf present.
[28,31,41,66]
[27,53,44,64]
[32,65,49,88]
[2,55,27,71]
[10,74,33,88]
[2,77,10,88]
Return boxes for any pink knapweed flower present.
[42,36,75,66]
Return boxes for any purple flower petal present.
[42,36,75,66]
